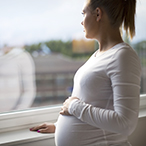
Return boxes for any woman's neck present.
[96,27,123,53]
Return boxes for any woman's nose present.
[81,21,83,25]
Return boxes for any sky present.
[0,0,146,47]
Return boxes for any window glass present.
[132,0,146,94]
[0,0,146,113]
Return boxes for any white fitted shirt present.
[55,43,141,146]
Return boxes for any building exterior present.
[32,53,86,107]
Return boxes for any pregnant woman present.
[30,0,141,145]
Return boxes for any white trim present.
[0,95,146,133]
[0,129,55,146]
[139,94,146,118]
[0,95,146,146]
[0,105,61,133]
[139,94,146,109]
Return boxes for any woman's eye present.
[82,12,85,17]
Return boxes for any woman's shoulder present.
[112,42,138,60]
[107,42,141,69]
[106,42,141,77]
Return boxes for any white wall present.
[128,116,146,146]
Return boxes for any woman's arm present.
[61,48,141,136]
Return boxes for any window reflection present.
[29,40,94,107]
[134,41,146,93]
[0,47,36,112]
[0,0,146,114]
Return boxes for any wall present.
[128,116,146,146]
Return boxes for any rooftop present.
[33,53,86,74]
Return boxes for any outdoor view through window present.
[0,0,146,113]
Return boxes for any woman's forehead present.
[82,0,90,12]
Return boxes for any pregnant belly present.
[55,115,104,146]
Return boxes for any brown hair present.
[87,0,136,39]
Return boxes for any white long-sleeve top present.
[55,43,141,146]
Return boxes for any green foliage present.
[24,39,146,63]
[25,44,41,53]
[45,40,72,56]
[133,41,146,52]
[133,40,146,66]
[24,40,94,59]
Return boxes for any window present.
[0,0,146,115]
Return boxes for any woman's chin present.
[85,34,93,39]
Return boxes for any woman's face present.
[81,2,97,39]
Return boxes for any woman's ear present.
[95,7,102,21]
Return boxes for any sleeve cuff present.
[68,99,79,115]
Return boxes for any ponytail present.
[123,0,136,39]
[88,0,137,39]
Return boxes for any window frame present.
[0,95,146,133]
[0,105,60,133]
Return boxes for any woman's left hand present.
[60,96,79,116]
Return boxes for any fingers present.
[30,123,48,131]
[63,99,69,105]
[37,127,49,133]
[60,98,73,116]
[69,96,79,100]
[30,126,39,131]
[60,96,80,116]
[30,123,55,133]
[60,106,64,115]
[60,106,70,115]
[60,109,65,115]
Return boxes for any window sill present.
[0,95,146,146]
[0,129,54,146]
[1,113,146,146]
[0,105,61,133]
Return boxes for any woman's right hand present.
[30,122,55,133]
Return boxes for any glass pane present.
[132,0,146,94]
[0,0,146,114]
